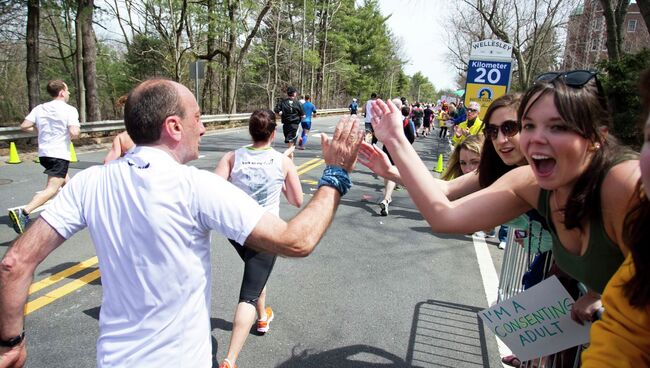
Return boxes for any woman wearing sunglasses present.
[364,70,639,327]
[360,95,523,201]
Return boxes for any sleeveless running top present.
[229,147,285,216]
[536,155,635,293]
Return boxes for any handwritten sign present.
[478,276,590,361]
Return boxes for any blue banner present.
[466,60,512,86]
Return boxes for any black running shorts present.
[39,157,70,178]
[228,239,277,302]
[283,123,299,143]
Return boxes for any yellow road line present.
[25,269,101,315]
[297,159,324,175]
[29,257,98,294]
[296,157,321,169]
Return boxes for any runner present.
[8,80,80,234]
[298,95,317,150]
[214,109,303,368]
[274,87,305,159]
[0,79,362,368]
[349,98,359,115]
[364,93,378,144]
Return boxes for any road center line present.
[25,269,101,315]
[29,256,99,294]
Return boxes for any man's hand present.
[369,99,405,146]
[0,342,26,368]
[358,141,392,177]
[571,291,602,325]
[320,115,362,172]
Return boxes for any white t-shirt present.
[40,146,265,368]
[229,147,285,216]
[25,100,79,160]
[364,99,375,123]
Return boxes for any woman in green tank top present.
[366,70,640,325]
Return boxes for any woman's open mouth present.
[531,154,556,177]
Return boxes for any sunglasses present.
[534,70,597,88]
[484,120,519,140]
[467,108,479,113]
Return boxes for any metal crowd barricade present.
[496,227,587,368]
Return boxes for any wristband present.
[317,165,352,196]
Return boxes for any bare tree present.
[599,0,631,61]
[196,0,274,113]
[452,0,574,90]
[26,0,40,109]
[78,0,101,121]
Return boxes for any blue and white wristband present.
[317,165,352,196]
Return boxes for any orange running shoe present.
[219,358,236,368]
[256,306,274,333]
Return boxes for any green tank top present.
[537,155,634,294]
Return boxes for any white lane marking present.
[199,155,206,159]
[472,235,512,365]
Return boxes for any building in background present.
[563,0,649,70]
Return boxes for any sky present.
[96,0,459,91]
[377,0,458,91]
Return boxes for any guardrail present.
[0,108,350,143]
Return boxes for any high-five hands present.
[320,115,363,172]
[369,99,406,145]
[358,142,392,178]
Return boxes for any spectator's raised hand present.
[358,141,392,178]
[320,115,362,172]
[369,99,404,145]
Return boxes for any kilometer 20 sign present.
[465,59,512,119]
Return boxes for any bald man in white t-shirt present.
[0,79,362,368]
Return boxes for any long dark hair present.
[622,68,650,307]
[519,78,637,230]
[477,94,522,188]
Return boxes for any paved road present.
[0,115,507,367]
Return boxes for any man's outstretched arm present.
[245,115,362,257]
[0,219,66,367]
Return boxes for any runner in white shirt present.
[0,79,362,368]
[8,80,80,234]
[364,93,378,144]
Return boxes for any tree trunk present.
[315,0,329,104]
[225,0,274,113]
[75,8,86,124]
[26,0,40,110]
[203,0,217,114]
[271,0,283,108]
[299,0,306,93]
[79,0,101,121]
[600,0,631,61]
